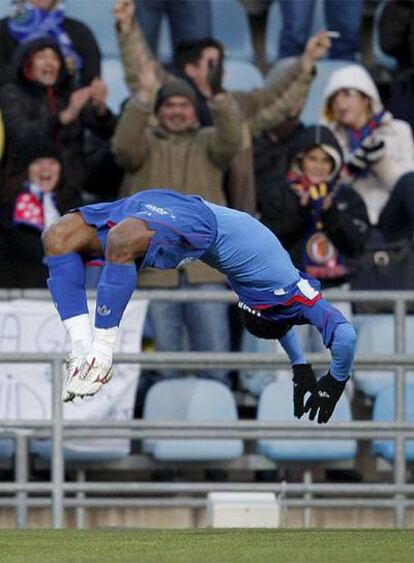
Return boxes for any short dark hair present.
[239,307,292,340]
[174,37,224,71]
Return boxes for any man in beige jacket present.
[111,62,242,385]
[112,0,331,216]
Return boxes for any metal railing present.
[0,289,414,529]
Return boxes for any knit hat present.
[21,136,62,168]
[154,78,197,113]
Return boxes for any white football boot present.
[64,356,113,401]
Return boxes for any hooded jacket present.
[260,125,369,287]
[0,37,115,207]
[321,64,414,225]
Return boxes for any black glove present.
[207,59,225,96]
[304,371,348,424]
[292,363,317,419]
[347,137,385,175]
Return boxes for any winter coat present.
[321,64,414,225]
[0,15,101,88]
[260,125,370,288]
[115,22,314,216]
[379,0,414,72]
[111,92,242,288]
[0,37,116,207]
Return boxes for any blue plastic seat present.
[0,0,9,18]
[372,1,397,72]
[372,384,414,462]
[300,59,355,125]
[0,439,14,460]
[30,439,128,462]
[101,57,130,113]
[211,0,254,62]
[265,0,327,65]
[256,379,356,462]
[223,59,264,91]
[64,0,119,58]
[353,315,414,398]
[143,377,243,461]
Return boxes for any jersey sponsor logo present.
[318,390,330,398]
[237,302,262,317]
[142,204,176,220]
[97,305,112,317]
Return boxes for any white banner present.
[0,299,148,458]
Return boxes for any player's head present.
[238,304,292,340]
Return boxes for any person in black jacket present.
[0,134,80,288]
[0,37,117,206]
[260,125,370,290]
[0,0,101,88]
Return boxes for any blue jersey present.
[77,189,217,270]
[77,189,348,347]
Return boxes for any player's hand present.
[304,371,347,424]
[292,363,317,418]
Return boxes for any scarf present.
[287,174,348,280]
[13,182,60,231]
[8,2,81,74]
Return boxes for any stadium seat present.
[211,0,255,62]
[0,439,14,460]
[223,59,264,91]
[0,0,8,18]
[372,1,397,72]
[300,59,355,125]
[143,377,243,461]
[64,0,119,58]
[30,439,128,462]
[265,0,327,65]
[256,379,357,462]
[372,384,414,462]
[101,57,130,113]
[353,315,414,398]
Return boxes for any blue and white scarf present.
[8,1,81,73]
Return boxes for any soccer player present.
[42,189,357,423]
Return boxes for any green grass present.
[0,529,413,563]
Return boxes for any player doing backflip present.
[42,188,357,423]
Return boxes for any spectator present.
[379,0,414,73]
[134,0,212,54]
[113,0,330,214]
[278,0,363,61]
[260,125,369,286]
[111,66,242,386]
[0,136,78,288]
[0,0,101,88]
[321,64,414,240]
[0,37,116,207]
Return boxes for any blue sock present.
[46,253,88,321]
[95,262,137,329]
